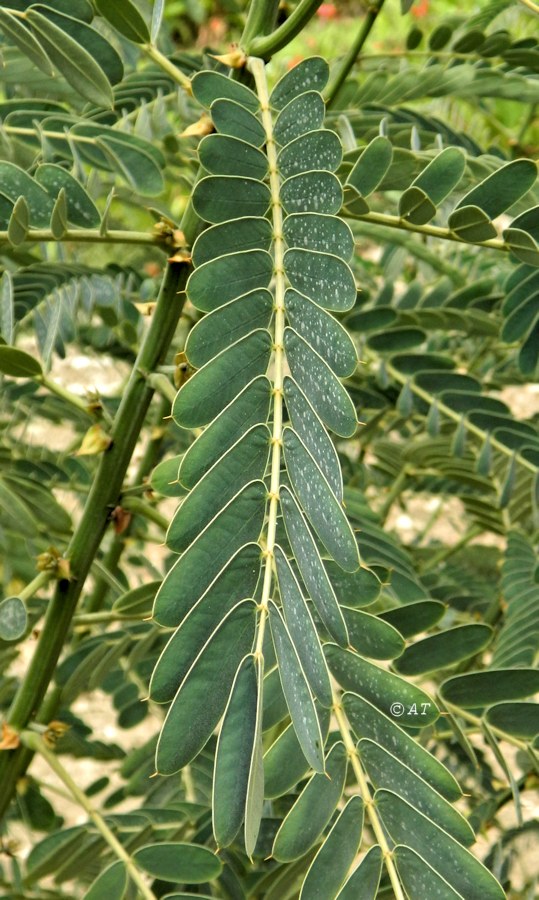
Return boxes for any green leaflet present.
[376,791,505,899]
[0,9,54,76]
[156,600,257,774]
[35,164,100,228]
[281,171,342,215]
[0,162,53,228]
[167,424,271,552]
[213,655,262,850]
[178,376,272,489]
[299,796,364,900]
[454,159,537,219]
[133,842,222,882]
[150,455,186,498]
[358,739,474,845]
[0,596,27,642]
[187,250,273,312]
[150,544,260,702]
[284,290,357,376]
[152,482,265,627]
[274,546,332,707]
[185,290,273,367]
[343,693,461,801]
[192,217,273,267]
[84,861,127,900]
[262,665,289,731]
[94,0,150,44]
[173,330,272,427]
[274,91,326,146]
[282,427,360,572]
[269,601,324,773]
[284,249,356,311]
[25,8,116,107]
[448,205,498,242]
[441,668,539,708]
[272,741,347,862]
[399,148,465,225]
[280,486,348,647]
[0,346,42,378]
[193,176,270,224]
[284,329,357,437]
[112,581,159,617]
[211,98,266,147]
[244,655,265,859]
[394,846,465,899]
[192,70,259,112]
[283,376,343,500]
[264,707,331,798]
[283,212,355,259]
[199,134,269,180]
[278,130,342,179]
[346,135,393,198]
[394,624,493,675]
[380,599,445,637]
[327,645,438,727]
[325,562,383,609]
[343,608,404,660]
[270,57,330,109]
[485,702,539,740]
[336,845,383,900]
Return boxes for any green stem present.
[325,0,386,106]
[333,702,406,900]
[517,0,539,13]
[18,571,51,604]
[352,221,466,284]
[0,262,189,824]
[419,526,481,573]
[348,210,509,253]
[244,0,324,58]
[241,0,280,48]
[39,375,94,418]
[0,228,167,246]
[146,371,178,405]
[386,360,537,476]
[21,732,157,900]
[143,43,192,91]
[122,496,168,531]
[378,467,408,525]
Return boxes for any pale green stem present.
[248,57,286,657]
[19,571,51,603]
[146,372,177,404]
[21,732,157,900]
[333,702,406,900]
[325,0,387,106]
[122,496,168,530]
[442,703,529,754]
[386,361,537,476]
[244,0,324,57]
[39,375,94,417]
[143,43,192,91]
[0,227,167,246]
[348,210,509,253]
[517,0,539,13]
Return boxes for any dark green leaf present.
[394,846,464,899]
[156,600,257,774]
[152,482,265,627]
[134,842,222,882]
[281,171,342,215]
[211,98,266,147]
[187,252,273,312]
[192,71,259,112]
[394,624,492,675]
[269,600,324,773]
[34,164,100,228]
[84,861,127,900]
[343,608,405,660]
[283,427,360,572]
[270,58,329,109]
[179,376,271,489]
[272,742,347,862]
[284,375,342,500]
[192,216,273,268]
[0,596,27,642]
[336,845,382,900]
[284,289,357,376]
[284,328,357,436]
[199,134,268,179]
[275,545,332,707]
[94,0,150,43]
[173,329,272,427]
[327,646,438,727]
[300,796,364,900]
[441,669,539,708]
[283,212,354,260]
[274,91,326,146]
[0,346,43,377]
[280,485,348,646]
[278,130,342,179]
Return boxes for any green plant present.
[0,0,538,897]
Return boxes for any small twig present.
[21,732,157,900]
[325,0,387,106]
